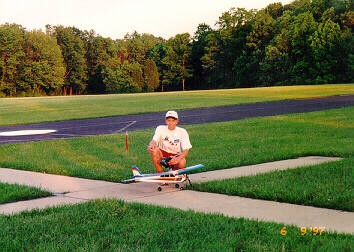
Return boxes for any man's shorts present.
[160,149,176,158]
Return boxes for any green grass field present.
[0,199,352,251]
[0,84,353,126]
[189,157,353,211]
[0,107,352,210]
[0,182,52,204]
[0,107,352,179]
[1,86,353,249]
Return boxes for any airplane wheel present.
[180,187,184,190]
[157,187,162,191]
[175,184,180,189]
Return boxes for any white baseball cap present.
[165,110,178,119]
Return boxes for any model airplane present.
[121,164,204,191]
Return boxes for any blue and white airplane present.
[122,164,204,191]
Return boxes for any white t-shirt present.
[152,125,192,154]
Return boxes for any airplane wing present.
[174,164,204,175]
[121,164,204,183]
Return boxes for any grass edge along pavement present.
[0,182,52,204]
[0,84,353,126]
[0,199,353,251]
[188,157,354,212]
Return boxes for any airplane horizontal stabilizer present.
[121,178,136,183]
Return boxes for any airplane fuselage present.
[134,173,186,183]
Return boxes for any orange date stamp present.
[281,226,325,236]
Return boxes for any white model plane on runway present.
[121,164,204,191]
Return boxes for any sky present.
[0,0,293,40]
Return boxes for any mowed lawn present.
[0,182,52,204]
[0,107,352,180]
[0,199,353,251]
[189,157,353,211]
[0,107,352,211]
[1,90,353,250]
[0,84,353,126]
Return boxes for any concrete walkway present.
[188,156,341,183]
[1,156,353,234]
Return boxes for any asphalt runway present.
[0,95,353,145]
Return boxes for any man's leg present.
[149,147,163,172]
[174,157,186,170]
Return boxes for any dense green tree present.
[202,8,256,88]
[103,62,142,94]
[122,32,146,64]
[247,10,276,51]
[121,32,164,64]
[115,32,163,91]
[47,25,88,95]
[234,8,277,87]
[0,0,352,97]
[166,33,192,91]
[103,66,133,94]
[256,0,353,86]
[126,62,144,91]
[190,24,213,89]
[143,58,159,91]
[311,18,352,83]
[0,24,25,95]
[284,11,318,84]
[148,43,173,91]
[264,2,285,19]
[18,30,65,94]
[84,34,117,93]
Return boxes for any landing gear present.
[157,183,169,191]
[175,183,184,190]
[157,183,183,191]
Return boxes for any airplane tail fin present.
[132,165,142,176]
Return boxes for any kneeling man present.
[147,111,192,173]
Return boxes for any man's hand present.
[147,140,157,152]
[169,149,189,167]
[169,155,180,165]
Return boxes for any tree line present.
[0,0,352,97]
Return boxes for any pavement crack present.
[59,194,90,201]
